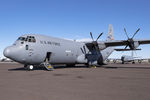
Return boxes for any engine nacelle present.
[133,41,139,49]
[98,42,106,50]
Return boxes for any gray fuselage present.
[3,34,114,65]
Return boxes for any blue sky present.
[0,0,150,58]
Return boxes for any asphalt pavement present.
[0,63,150,100]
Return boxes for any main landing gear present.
[43,62,54,71]
[86,61,97,68]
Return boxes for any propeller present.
[80,45,88,60]
[96,32,103,41]
[80,46,87,54]
[89,32,103,48]
[90,32,103,42]
[85,32,103,54]
[81,32,104,63]
[123,28,140,50]
[124,28,129,39]
[90,32,94,41]
[132,28,140,39]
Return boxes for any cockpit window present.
[26,36,36,42]
[17,36,36,43]
[17,37,26,41]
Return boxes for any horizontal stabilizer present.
[115,48,141,51]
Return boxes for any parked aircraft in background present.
[0,57,2,62]
[121,51,138,64]
[3,25,150,71]
[106,50,150,64]
[121,55,135,64]
[0,57,13,62]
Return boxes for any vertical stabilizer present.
[102,24,115,61]
[107,24,114,41]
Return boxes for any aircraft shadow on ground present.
[8,65,89,71]
[8,67,26,71]
[8,65,150,71]
[104,66,150,69]
[8,67,46,71]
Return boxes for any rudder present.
[106,24,114,41]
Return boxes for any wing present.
[84,39,150,51]
[104,40,128,47]
[104,39,150,47]
[138,39,150,44]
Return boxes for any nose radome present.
[3,46,25,63]
[3,47,11,58]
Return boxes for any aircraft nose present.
[3,46,26,63]
[3,46,11,58]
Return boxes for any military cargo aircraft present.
[113,51,149,64]
[3,25,150,70]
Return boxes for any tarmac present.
[0,62,150,100]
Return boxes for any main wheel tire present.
[138,60,142,63]
[43,62,54,71]
[113,60,116,63]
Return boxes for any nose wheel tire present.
[24,65,34,71]
[28,65,34,70]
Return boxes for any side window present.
[26,45,29,50]
[28,38,32,42]
[32,37,36,42]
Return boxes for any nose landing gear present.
[24,65,34,71]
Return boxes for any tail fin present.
[102,24,115,61]
[106,24,114,41]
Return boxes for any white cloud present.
[75,38,93,42]
[64,38,93,42]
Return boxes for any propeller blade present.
[96,32,103,41]
[132,28,140,39]
[90,32,94,41]
[124,45,128,49]
[80,48,84,54]
[83,46,86,54]
[124,28,129,39]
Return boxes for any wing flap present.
[115,48,141,51]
